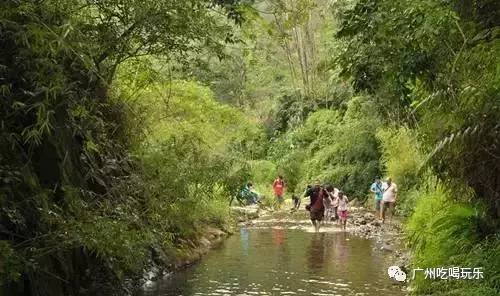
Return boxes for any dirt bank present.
[139,206,262,290]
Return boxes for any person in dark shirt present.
[290,194,301,212]
[305,180,328,232]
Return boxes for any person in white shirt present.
[331,186,340,221]
[381,177,397,223]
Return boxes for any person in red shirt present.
[272,175,286,209]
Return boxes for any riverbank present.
[138,226,230,290]
[169,205,269,269]
[137,205,261,291]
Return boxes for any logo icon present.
[388,265,406,282]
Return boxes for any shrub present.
[128,80,256,251]
[377,127,424,190]
[377,126,425,215]
[276,149,308,194]
[249,160,277,185]
[286,97,382,199]
[406,180,499,295]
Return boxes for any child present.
[336,191,349,230]
[323,185,335,223]
[291,194,301,212]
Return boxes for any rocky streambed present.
[234,202,411,275]
[137,202,410,296]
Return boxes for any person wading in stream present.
[336,191,349,231]
[323,184,336,223]
[305,181,328,232]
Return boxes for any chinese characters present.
[412,267,484,280]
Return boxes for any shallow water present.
[140,227,405,296]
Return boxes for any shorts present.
[338,210,348,220]
[375,199,382,211]
[324,207,335,219]
[382,201,395,212]
[276,195,284,203]
[310,208,324,221]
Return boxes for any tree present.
[0,0,244,294]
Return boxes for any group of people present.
[304,181,349,232]
[370,177,398,223]
[237,175,286,207]
[237,175,398,232]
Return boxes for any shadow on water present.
[139,228,405,296]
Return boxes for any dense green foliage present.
[1,0,499,295]
[0,1,247,295]
[406,184,500,295]
[127,78,260,229]
[267,97,381,199]
[333,0,500,294]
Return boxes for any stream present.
[139,217,406,296]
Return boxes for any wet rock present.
[206,227,225,238]
[394,252,411,270]
[350,206,362,212]
[244,220,255,227]
[381,243,394,252]
[363,212,375,221]
[199,237,211,248]
[370,220,381,227]
[259,209,269,217]
[231,205,260,220]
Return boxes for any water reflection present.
[334,232,349,270]
[272,227,285,247]
[307,233,326,272]
[240,227,249,254]
[138,229,404,296]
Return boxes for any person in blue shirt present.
[370,177,384,219]
[240,182,260,205]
